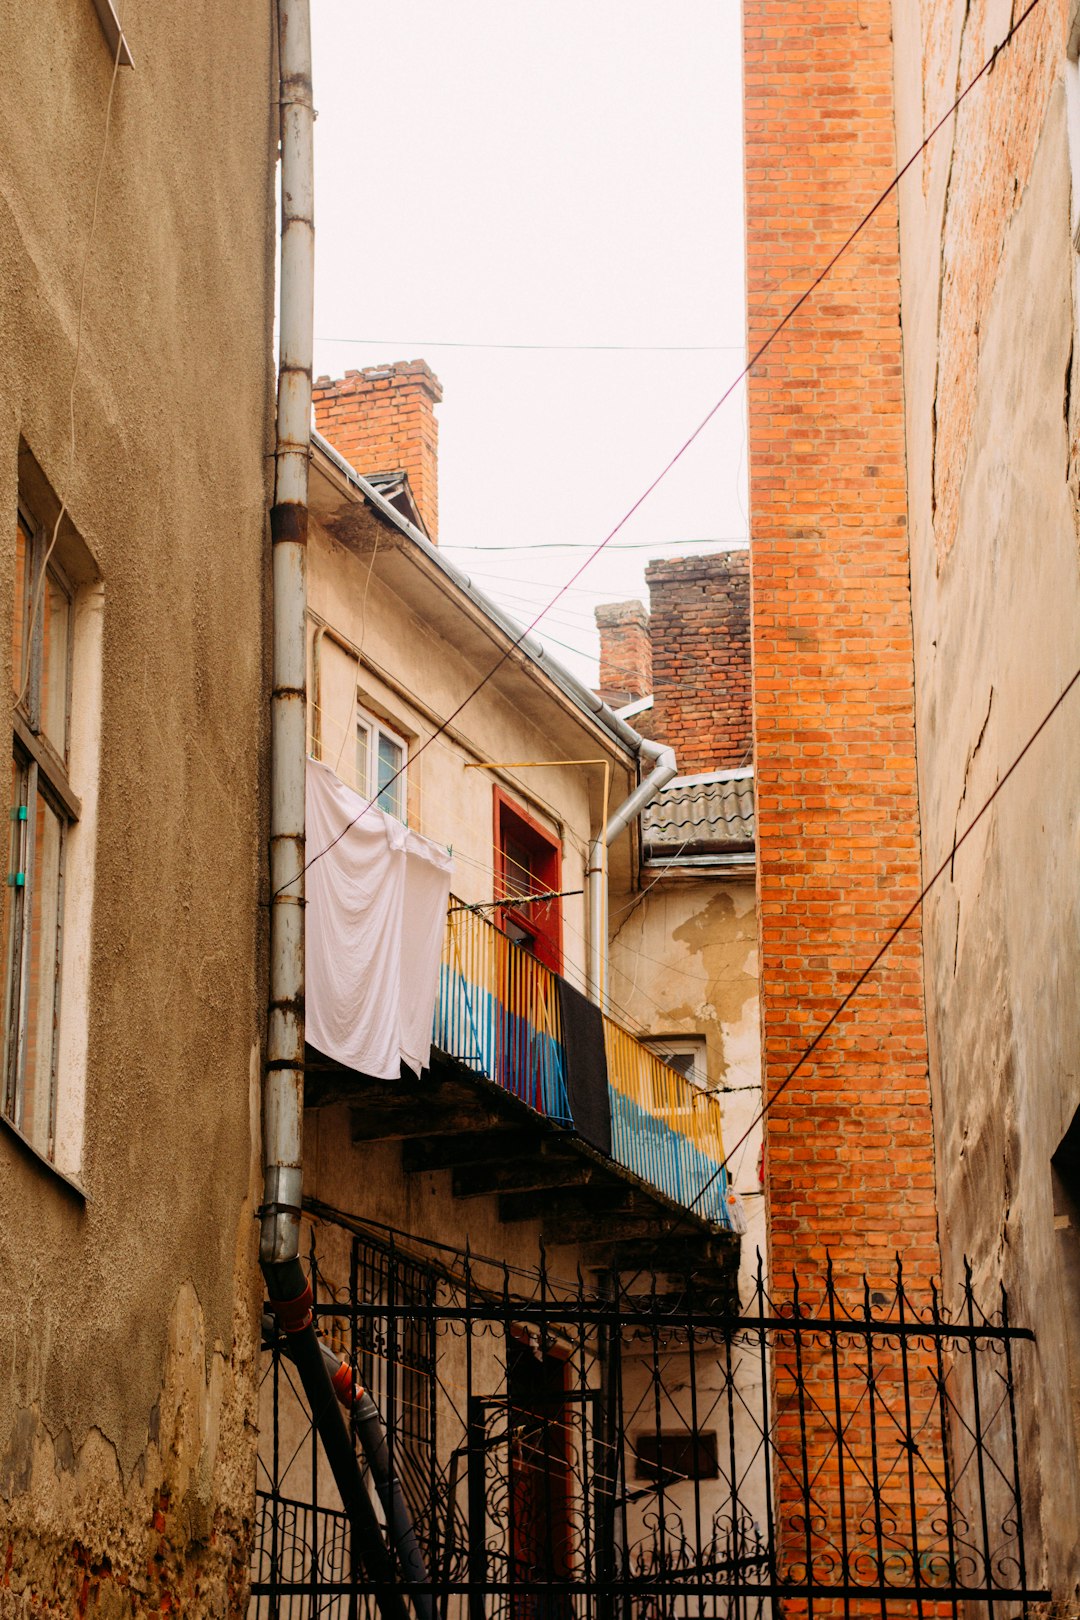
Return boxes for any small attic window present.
[90,0,134,67]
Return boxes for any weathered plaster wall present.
[0,0,275,1610]
[892,1,1080,1595]
[605,876,764,1291]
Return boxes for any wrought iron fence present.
[251,1226,1048,1619]
[433,901,733,1226]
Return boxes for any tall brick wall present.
[313,360,443,541]
[645,551,752,771]
[595,599,652,706]
[743,0,940,1591]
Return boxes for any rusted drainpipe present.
[261,0,314,1277]
[259,17,430,1618]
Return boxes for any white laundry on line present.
[305,757,454,1080]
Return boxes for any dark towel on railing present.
[556,978,612,1156]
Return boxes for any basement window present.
[634,1430,719,1482]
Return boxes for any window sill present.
[0,1113,88,1203]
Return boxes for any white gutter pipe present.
[587,737,677,1007]
[261,0,314,1273]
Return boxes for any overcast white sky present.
[311,1,748,686]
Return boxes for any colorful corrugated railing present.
[601,1016,731,1225]
[433,901,732,1228]
[435,901,572,1125]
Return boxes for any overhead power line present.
[316,336,746,354]
[676,655,1080,1230]
[283,0,1046,895]
[445,536,750,554]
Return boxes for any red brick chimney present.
[644,550,751,772]
[595,600,652,707]
[313,360,443,541]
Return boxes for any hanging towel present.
[305,757,453,1081]
[555,977,612,1156]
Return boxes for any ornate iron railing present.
[433,901,731,1225]
[251,1227,1049,1619]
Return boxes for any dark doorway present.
[508,1336,572,1620]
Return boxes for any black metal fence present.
[251,1226,1048,1619]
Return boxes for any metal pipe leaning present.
[314,1338,435,1619]
[262,1266,414,1620]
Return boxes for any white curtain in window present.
[305,757,453,1080]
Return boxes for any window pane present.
[355,719,370,799]
[376,731,404,819]
[503,834,538,899]
[40,568,71,757]
[12,518,29,702]
[19,787,62,1155]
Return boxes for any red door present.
[508,1338,572,1620]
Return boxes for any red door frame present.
[493,787,563,975]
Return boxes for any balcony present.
[434,900,737,1229]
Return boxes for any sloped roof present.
[642,768,755,860]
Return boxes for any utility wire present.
[445,536,749,554]
[673,660,1080,1236]
[281,0,1046,897]
[317,336,746,354]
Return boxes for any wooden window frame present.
[3,507,79,1165]
[493,787,563,975]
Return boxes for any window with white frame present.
[355,704,407,821]
[3,508,80,1162]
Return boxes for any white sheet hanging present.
[305,757,453,1080]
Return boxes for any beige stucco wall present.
[0,1,275,1612]
[893,4,1080,1595]
[306,504,629,995]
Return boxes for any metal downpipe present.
[260,17,432,1619]
[262,0,314,1272]
[587,739,677,1007]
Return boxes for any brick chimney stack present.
[312,360,443,541]
[595,600,652,707]
[645,550,752,772]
